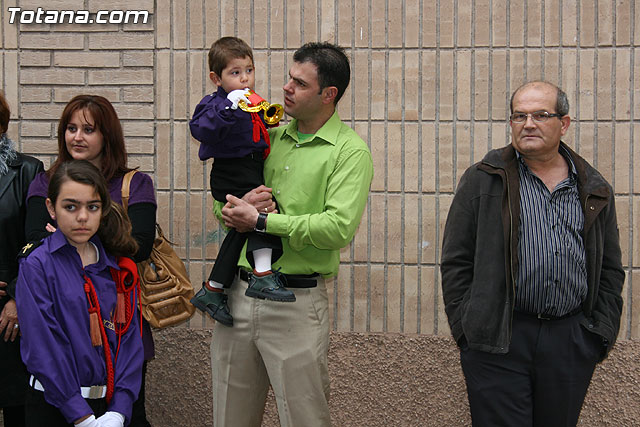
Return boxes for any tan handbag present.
[121,171,196,328]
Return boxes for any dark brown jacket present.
[441,143,624,359]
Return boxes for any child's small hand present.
[242,185,275,213]
[227,89,251,110]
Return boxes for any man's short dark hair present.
[208,36,254,77]
[293,42,350,104]
[510,81,570,117]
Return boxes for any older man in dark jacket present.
[441,81,624,427]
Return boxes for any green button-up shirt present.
[216,110,373,278]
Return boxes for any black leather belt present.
[244,152,263,161]
[238,269,319,288]
[515,307,582,321]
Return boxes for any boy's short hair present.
[293,42,350,104]
[208,37,254,76]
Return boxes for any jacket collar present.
[0,136,21,200]
[480,142,611,200]
[215,85,228,98]
[561,143,610,199]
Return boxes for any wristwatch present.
[254,212,268,233]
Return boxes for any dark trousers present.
[129,360,151,426]
[25,387,106,427]
[208,229,283,287]
[208,155,282,288]
[460,311,601,427]
[2,405,25,427]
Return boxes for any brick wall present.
[2,1,640,424]
[0,0,640,338]
[2,0,640,337]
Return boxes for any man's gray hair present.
[510,81,570,117]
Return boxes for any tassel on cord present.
[110,257,141,359]
[88,308,102,347]
[84,282,102,347]
[116,293,126,324]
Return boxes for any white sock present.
[253,248,272,273]
[208,280,224,289]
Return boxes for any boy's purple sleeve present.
[189,94,236,161]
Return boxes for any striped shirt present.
[514,147,587,316]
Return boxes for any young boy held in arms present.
[189,37,294,327]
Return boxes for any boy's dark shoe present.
[245,271,296,302]
[190,285,233,326]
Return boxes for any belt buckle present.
[537,313,553,321]
[88,385,104,399]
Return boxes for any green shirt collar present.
[284,110,341,146]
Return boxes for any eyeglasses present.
[510,111,563,123]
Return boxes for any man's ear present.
[209,71,222,87]
[321,86,338,105]
[45,198,56,220]
[559,115,571,136]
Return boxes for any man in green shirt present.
[213,42,373,427]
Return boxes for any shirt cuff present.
[265,213,288,237]
[6,277,17,299]
[59,393,93,424]
[108,392,135,424]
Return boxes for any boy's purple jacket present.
[189,86,270,160]
[16,230,143,424]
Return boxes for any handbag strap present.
[121,170,138,211]
[154,223,175,245]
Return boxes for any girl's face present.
[65,109,105,168]
[46,180,102,248]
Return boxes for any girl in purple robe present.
[16,160,143,427]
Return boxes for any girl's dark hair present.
[48,160,138,257]
[49,95,131,182]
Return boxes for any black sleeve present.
[25,196,53,243]
[128,202,157,262]
[6,277,17,299]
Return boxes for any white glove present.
[75,415,100,427]
[95,411,125,427]
[226,88,251,110]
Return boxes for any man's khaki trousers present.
[211,274,331,427]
